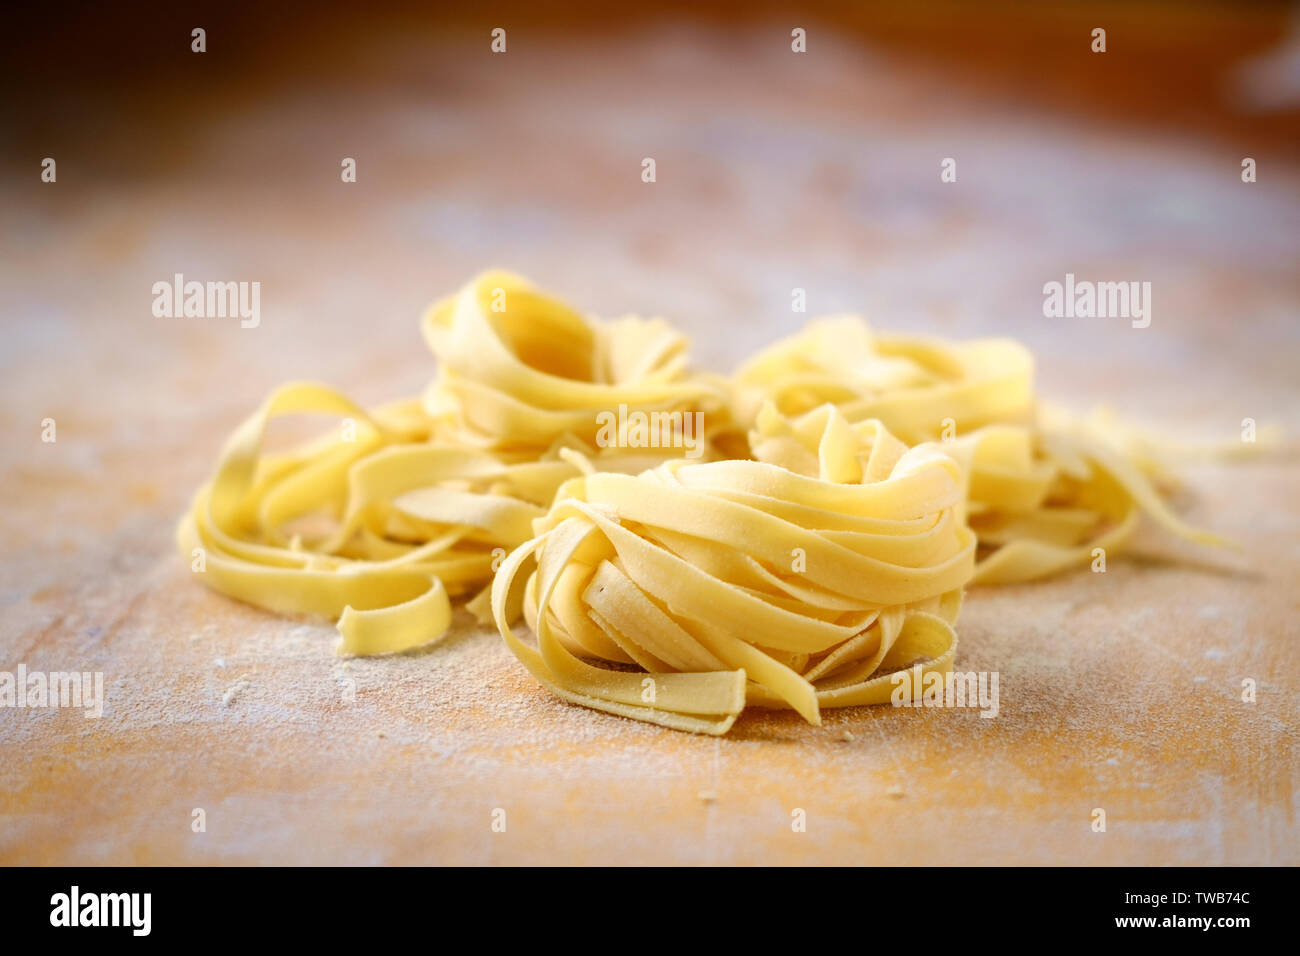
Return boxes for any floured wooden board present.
[1,23,1297,865]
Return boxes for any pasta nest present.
[492,405,975,735]
[734,316,1225,583]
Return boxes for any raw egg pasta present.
[734,316,1226,582]
[175,382,563,654]
[421,270,731,458]
[491,408,975,735]
[179,273,1230,734]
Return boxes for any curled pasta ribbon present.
[492,407,975,735]
[177,381,581,655]
[422,270,732,460]
[735,317,1228,580]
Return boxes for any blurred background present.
[2,1,1298,864]
[3,0,1298,422]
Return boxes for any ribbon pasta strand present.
[176,382,554,654]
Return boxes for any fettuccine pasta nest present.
[491,408,973,734]
[733,316,1228,583]
[179,272,1231,734]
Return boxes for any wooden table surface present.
[2,16,1298,865]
